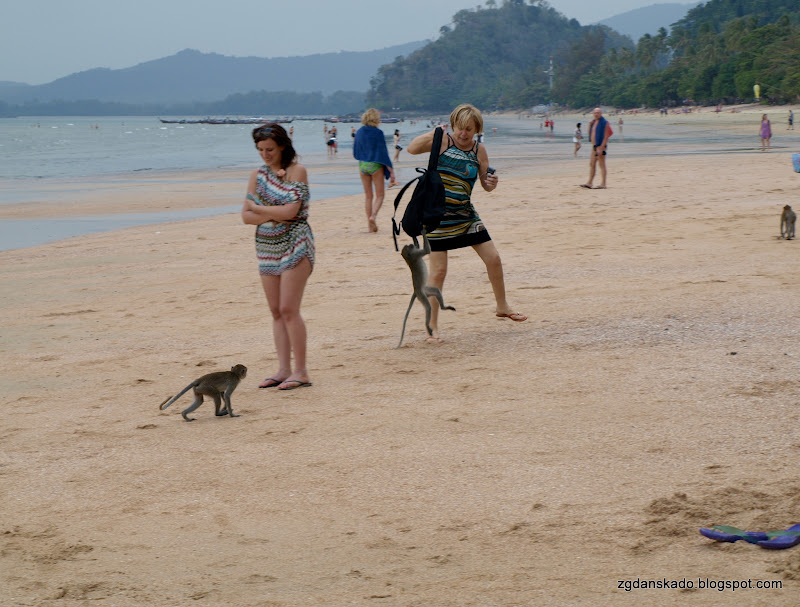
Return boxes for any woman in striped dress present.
[241,124,314,391]
[406,104,526,343]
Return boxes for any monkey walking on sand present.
[781,205,796,240]
[396,230,455,348]
[159,364,247,422]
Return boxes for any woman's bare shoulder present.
[286,163,308,183]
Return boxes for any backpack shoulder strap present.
[427,127,443,172]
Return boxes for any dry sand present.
[2,111,800,606]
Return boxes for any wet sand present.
[2,108,800,605]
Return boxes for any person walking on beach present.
[406,103,527,343]
[581,107,612,189]
[353,108,397,232]
[573,123,582,156]
[241,123,314,391]
[393,129,403,163]
[760,114,772,151]
[788,110,794,130]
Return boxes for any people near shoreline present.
[326,126,338,156]
[393,129,402,162]
[353,108,397,232]
[573,123,582,156]
[788,110,794,131]
[580,107,612,189]
[241,123,314,391]
[760,114,772,151]
[617,116,624,142]
[406,103,527,343]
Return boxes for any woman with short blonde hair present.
[361,108,381,127]
[406,103,526,342]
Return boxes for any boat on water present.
[159,117,294,125]
[325,116,402,124]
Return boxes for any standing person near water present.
[353,108,397,233]
[760,114,772,151]
[241,123,314,391]
[580,107,612,189]
[573,123,582,156]
[406,103,527,343]
[393,129,402,163]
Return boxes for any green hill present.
[562,0,800,107]
[366,0,631,112]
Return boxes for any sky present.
[1,0,677,85]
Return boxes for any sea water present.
[0,116,433,250]
[0,116,369,181]
[0,113,769,251]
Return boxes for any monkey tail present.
[159,382,196,410]
[396,294,417,349]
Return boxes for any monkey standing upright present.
[159,364,247,422]
[396,230,455,348]
[781,205,796,240]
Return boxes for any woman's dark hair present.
[252,123,297,169]
[577,122,581,128]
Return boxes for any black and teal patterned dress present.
[428,135,492,251]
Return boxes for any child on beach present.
[573,123,582,156]
[760,114,772,151]
[406,103,527,343]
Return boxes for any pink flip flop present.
[496,312,527,322]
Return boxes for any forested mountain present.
[559,0,800,107]
[0,90,366,119]
[671,0,800,38]
[596,3,700,41]
[0,43,425,106]
[366,0,631,111]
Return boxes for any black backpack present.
[391,127,446,250]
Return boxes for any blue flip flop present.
[699,526,767,544]
[757,524,800,550]
[700,524,800,549]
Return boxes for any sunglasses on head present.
[254,127,273,138]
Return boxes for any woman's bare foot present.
[368,217,378,232]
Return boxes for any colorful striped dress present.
[251,165,314,275]
[428,136,492,251]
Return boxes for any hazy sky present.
[2,0,674,84]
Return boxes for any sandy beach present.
[2,109,800,606]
